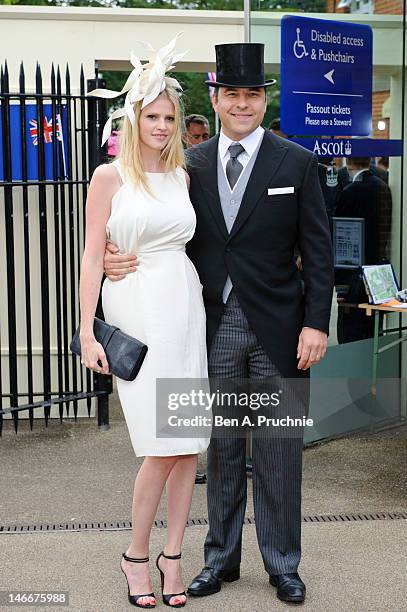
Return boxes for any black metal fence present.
[0,61,111,434]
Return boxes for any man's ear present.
[211,92,219,113]
[181,132,188,146]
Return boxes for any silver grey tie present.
[226,143,245,190]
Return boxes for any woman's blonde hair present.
[117,86,185,192]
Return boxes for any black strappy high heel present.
[156,551,186,608]
[120,553,156,609]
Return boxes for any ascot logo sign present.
[289,138,402,157]
[312,139,352,156]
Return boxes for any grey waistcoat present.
[218,135,264,302]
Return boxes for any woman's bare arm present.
[79,164,119,373]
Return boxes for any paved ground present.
[0,395,406,611]
[1,520,405,612]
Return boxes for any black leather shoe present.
[187,566,240,597]
[269,573,305,603]
[246,459,253,476]
[195,471,207,484]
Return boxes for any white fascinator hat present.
[88,33,187,147]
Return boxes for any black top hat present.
[205,43,276,89]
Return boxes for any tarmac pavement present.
[0,395,406,612]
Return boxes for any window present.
[337,0,374,12]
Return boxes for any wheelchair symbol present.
[293,28,308,59]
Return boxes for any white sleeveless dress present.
[102,161,210,457]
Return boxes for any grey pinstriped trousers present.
[204,291,303,575]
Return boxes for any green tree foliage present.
[0,0,113,5]
[0,0,324,8]
[0,0,245,6]
[118,1,244,7]
[252,0,325,11]
[0,0,56,4]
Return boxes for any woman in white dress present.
[79,39,209,609]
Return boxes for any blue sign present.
[289,138,403,157]
[0,104,69,181]
[281,15,372,136]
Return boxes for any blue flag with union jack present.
[0,103,69,181]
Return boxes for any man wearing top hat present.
[104,43,334,604]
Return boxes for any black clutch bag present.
[70,317,147,381]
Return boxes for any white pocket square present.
[268,187,294,195]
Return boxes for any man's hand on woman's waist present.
[104,241,138,281]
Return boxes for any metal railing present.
[0,61,111,434]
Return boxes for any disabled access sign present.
[280,15,372,136]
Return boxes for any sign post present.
[281,15,373,136]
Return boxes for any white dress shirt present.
[352,168,368,182]
[218,126,264,191]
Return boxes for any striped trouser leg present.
[249,333,304,574]
[204,292,249,570]
[251,436,303,574]
[204,437,247,569]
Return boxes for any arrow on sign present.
[324,69,335,84]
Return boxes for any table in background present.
[357,303,407,397]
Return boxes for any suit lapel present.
[228,131,288,241]
[194,134,229,240]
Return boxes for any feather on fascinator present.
[88,33,187,146]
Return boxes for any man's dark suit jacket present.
[335,170,392,265]
[186,130,334,378]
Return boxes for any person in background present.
[335,157,392,343]
[268,117,287,139]
[338,155,389,188]
[107,129,120,158]
[336,157,392,265]
[182,114,210,148]
[374,156,389,183]
[317,157,340,236]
